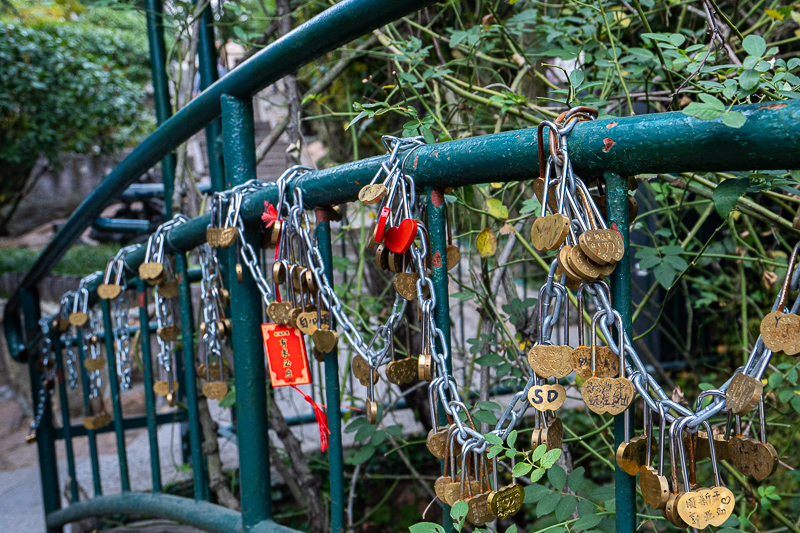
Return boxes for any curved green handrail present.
[4,0,436,360]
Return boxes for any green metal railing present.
[6,0,800,532]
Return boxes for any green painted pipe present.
[195,0,225,192]
[176,251,210,501]
[426,189,454,533]
[22,289,62,532]
[4,0,438,340]
[91,218,151,234]
[45,493,242,533]
[75,320,103,496]
[137,279,163,493]
[51,332,80,503]
[55,411,188,440]
[145,0,176,218]
[221,94,272,528]
[313,208,345,533]
[606,172,637,533]
[100,298,131,492]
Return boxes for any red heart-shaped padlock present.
[375,206,391,243]
[384,218,418,254]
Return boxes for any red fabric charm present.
[262,323,310,387]
[262,202,278,229]
[291,385,330,452]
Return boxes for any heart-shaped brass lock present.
[426,428,448,459]
[157,325,180,342]
[488,484,524,519]
[69,312,89,327]
[153,380,170,397]
[527,384,566,411]
[352,356,378,386]
[639,465,669,510]
[528,345,573,379]
[358,183,388,205]
[312,329,339,353]
[83,356,107,372]
[676,486,735,528]
[97,283,122,300]
[729,435,778,481]
[206,227,222,247]
[267,302,292,325]
[540,416,563,451]
[578,228,624,265]
[568,245,603,280]
[93,412,112,429]
[138,262,164,284]
[760,311,800,355]
[446,245,461,271]
[530,214,570,252]
[616,434,652,475]
[581,376,635,415]
[393,273,420,301]
[296,312,319,335]
[157,280,180,299]
[571,345,619,379]
[466,492,495,526]
[385,358,417,385]
[725,372,763,415]
[202,381,229,400]
[217,227,237,249]
[532,177,559,214]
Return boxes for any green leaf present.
[536,492,561,517]
[507,430,518,448]
[568,466,585,492]
[475,353,504,366]
[548,464,567,490]
[345,417,368,433]
[488,445,504,459]
[574,513,603,529]
[739,69,762,91]
[451,500,469,530]
[668,33,686,47]
[478,401,502,411]
[348,444,376,465]
[484,433,503,445]
[713,178,749,217]
[638,256,662,269]
[520,197,542,214]
[555,495,578,521]
[653,262,676,289]
[541,448,562,468]
[346,110,370,130]
[473,410,498,425]
[530,468,546,482]
[743,34,767,58]
[410,523,445,533]
[513,462,533,477]
[662,255,688,271]
[660,245,684,256]
[486,198,509,220]
[721,111,747,129]
[698,93,726,110]
[569,69,585,89]
[505,525,517,533]
[354,423,377,443]
[591,485,616,500]
[683,102,723,121]
[523,484,550,504]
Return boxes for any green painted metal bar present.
[221,93,272,528]
[3,0,438,339]
[76,324,103,496]
[195,0,225,192]
[55,411,188,440]
[46,493,242,533]
[176,251,209,501]
[427,189,454,533]
[22,288,62,533]
[137,279,163,492]
[100,298,131,491]
[51,332,80,503]
[91,218,151,234]
[314,208,344,533]
[605,172,637,533]
[145,0,176,219]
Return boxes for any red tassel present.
[291,385,330,452]
[273,220,283,302]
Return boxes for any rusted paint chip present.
[413,154,419,169]
[432,251,443,269]
[602,137,615,152]
[759,103,787,110]
[430,189,445,207]
[606,122,618,129]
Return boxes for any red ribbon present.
[291,385,330,452]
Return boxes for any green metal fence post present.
[144,0,177,218]
[21,288,62,533]
[76,324,103,496]
[605,172,636,533]
[136,280,163,492]
[314,207,345,533]
[51,332,80,503]
[100,299,131,491]
[221,93,272,529]
[176,251,209,501]
[196,0,225,191]
[426,189,454,533]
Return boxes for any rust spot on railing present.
[607,122,618,129]
[603,138,616,152]
[430,189,445,207]
[432,251,442,268]
[759,103,787,110]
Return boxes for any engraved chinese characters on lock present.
[580,310,634,416]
